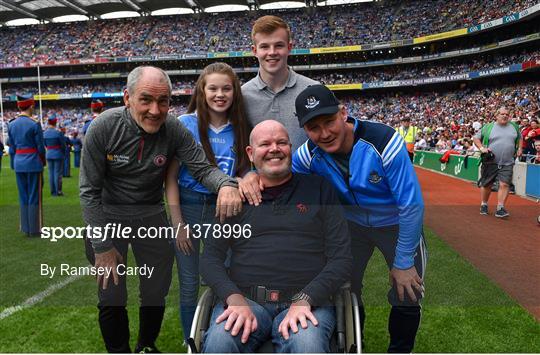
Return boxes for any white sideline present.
[0,274,81,320]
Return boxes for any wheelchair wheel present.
[188,288,214,354]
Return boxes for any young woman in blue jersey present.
[165,62,251,344]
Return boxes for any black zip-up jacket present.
[80,107,237,252]
[200,173,352,306]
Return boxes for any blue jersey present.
[7,115,45,173]
[43,128,66,160]
[178,113,236,194]
[292,117,424,269]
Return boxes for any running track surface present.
[416,167,540,320]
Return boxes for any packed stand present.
[342,83,540,162]
[2,48,537,97]
[3,84,539,161]
[1,79,193,97]
[314,48,539,84]
[1,0,537,65]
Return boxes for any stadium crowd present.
[314,48,539,84]
[0,0,536,64]
[342,83,540,161]
[2,48,537,97]
[1,79,194,97]
[3,83,538,161]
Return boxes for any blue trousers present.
[63,153,70,177]
[202,298,335,353]
[47,159,63,195]
[173,188,218,341]
[15,172,42,235]
[74,151,81,168]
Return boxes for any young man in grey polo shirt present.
[242,15,318,150]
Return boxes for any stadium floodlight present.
[4,17,41,25]
[151,7,193,16]
[260,1,305,9]
[319,0,373,5]
[101,10,139,18]
[205,4,248,13]
[52,14,88,22]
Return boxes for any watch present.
[291,292,313,305]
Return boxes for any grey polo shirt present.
[474,122,518,166]
[242,68,318,149]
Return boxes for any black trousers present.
[85,211,174,353]
[348,222,427,353]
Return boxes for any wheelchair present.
[187,284,362,354]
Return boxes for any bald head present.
[249,120,291,146]
[247,120,292,186]
[126,66,172,95]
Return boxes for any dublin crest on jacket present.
[368,170,382,184]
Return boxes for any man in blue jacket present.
[292,85,427,353]
[43,116,66,196]
[8,94,46,236]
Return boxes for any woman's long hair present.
[187,62,251,176]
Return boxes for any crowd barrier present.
[414,151,539,199]
[525,163,540,199]
[413,150,480,182]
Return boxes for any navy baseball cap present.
[295,85,340,127]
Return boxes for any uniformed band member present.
[43,116,66,196]
[71,131,82,168]
[62,127,72,177]
[8,94,45,237]
[0,138,4,171]
[83,99,104,137]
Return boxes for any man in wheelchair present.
[199,120,353,353]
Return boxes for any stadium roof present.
[0,0,355,23]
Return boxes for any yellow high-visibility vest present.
[396,126,418,152]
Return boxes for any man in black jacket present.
[200,120,352,353]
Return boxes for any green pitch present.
[0,158,538,353]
